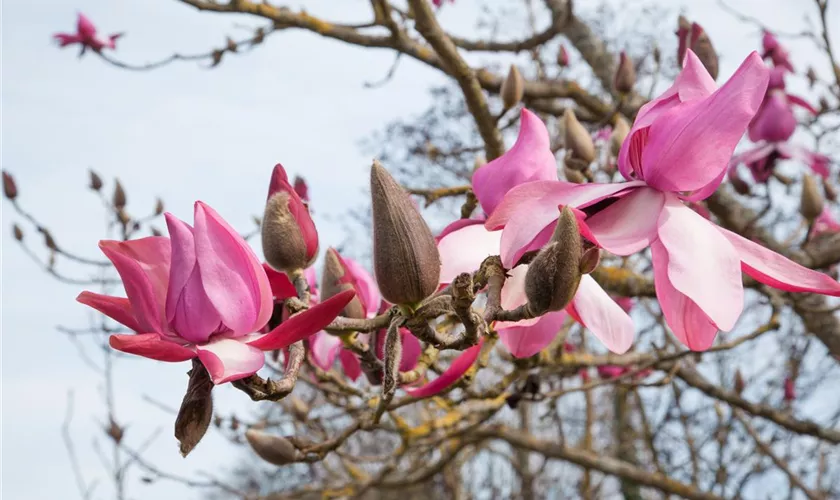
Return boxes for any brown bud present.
[370,161,441,306]
[501,64,525,110]
[174,360,214,457]
[609,116,631,157]
[226,37,238,53]
[563,109,595,164]
[652,45,661,65]
[211,49,224,67]
[321,247,366,322]
[41,229,58,251]
[253,27,265,45]
[106,418,125,444]
[213,415,223,428]
[819,96,829,113]
[823,180,837,202]
[579,247,600,274]
[245,429,301,466]
[150,226,163,237]
[230,415,240,431]
[3,171,18,200]
[800,174,824,222]
[734,369,745,395]
[524,207,584,315]
[89,170,103,191]
[13,224,23,241]
[154,198,164,216]
[563,166,586,184]
[691,25,719,80]
[613,52,636,94]
[289,396,310,421]
[806,67,818,88]
[112,180,127,209]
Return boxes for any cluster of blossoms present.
[54,13,121,56]
[77,45,839,446]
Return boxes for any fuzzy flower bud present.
[321,247,367,321]
[245,429,301,465]
[370,161,440,306]
[557,44,569,67]
[613,52,636,93]
[262,164,319,274]
[563,166,586,184]
[734,369,745,395]
[501,64,525,110]
[112,180,126,209]
[563,109,595,164]
[676,18,718,80]
[88,170,103,191]
[524,207,584,315]
[3,171,17,200]
[609,116,631,157]
[13,224,23,242]
[800,174,824,222]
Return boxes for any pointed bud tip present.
[563,109,595,164]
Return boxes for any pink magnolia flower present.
[761,31,794,73]
[439,109,634,357]
[404,340,483,399]
[748,68,817,144]
[730,140,830,183]
[263,164,319,273]
[77,201,354,384]
[54,13,121,54]
[487,51,840,351]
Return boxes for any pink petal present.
[497,265,541,328]
[642,52,769,193]
[77,291,142,332]
[584,187,664,255]
[404,340,484,398]
[567,275,635,353]
[717,227,840,296]
[437,221,502,285]
[488,180,643,268]
[193,201,273,335]
[400,331,422,372]
[498,310,568,358]
[77,13,97,38]
[656,196,743,331]
[305,266,319,302]
[109,333,196,362]
[195,337,266,384]
[731,141,776,167]
[787,94,817,114]
[651,241,720,350]
[263,263,298,301]
[53,33,82,46]
[99,237,171,333]
[310,331,341,370]
[165,213,221,344]
[339,349,362,381]
[340,256,382,317]
[436,216,487,242]
[247,289,355,351]
[472,109,558,214]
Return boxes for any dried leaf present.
[175,359,214,457]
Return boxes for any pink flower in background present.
[809,208,840,240]
[439,111,634,356]
[596,365,626,379]
[729,141,831,183]
[432,0,453,6]
[293,176,309,203]
[748,68,817,144]
[783,377,796,402]
[405,340,483,399]
[761,31,794,73]
[487,51,840,351]
[54,13,122,54]
[77,201,354,384]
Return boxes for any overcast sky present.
[2,0,837,499]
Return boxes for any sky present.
[2,0,837,499]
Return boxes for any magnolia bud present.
[150,226,163,237]
[557,44,569,67]
[3,171,17,200]
[819,96,829,113]
[225,37,238,53]
[154,198,164,216]
[89,170,103,191]
[690,24,718,80]
[42,229,58,251]
[289,396,310,421]
[579,247,600,274]
[245,429,301,466]
[563,166,586,184]
[613,52,636,93]
[824,181,837,202]
[783,377,795,402]
[652,46,661,65]
[806,67,817,88]
[500,65,525,110]
[563,109,595,164]
[800,174,824,222]
[609,116,631,157]
[211,49,224,67]
[253,27,265,45]
[262,164,319,274]
[13,224,23,242]
[112,180,127,209]
[321,248,366,322]
[117,209,131,226]
[175,360,214,457]
[524,207,584,315]
[734,369,745,395]
[370,161,440,306]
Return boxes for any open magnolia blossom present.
[486,50,840,350]
[729,140,830,183]
[54,13,121,53]
[77,201,354,384]
[439,108,634,357]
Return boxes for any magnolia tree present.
[5,0,840,498]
